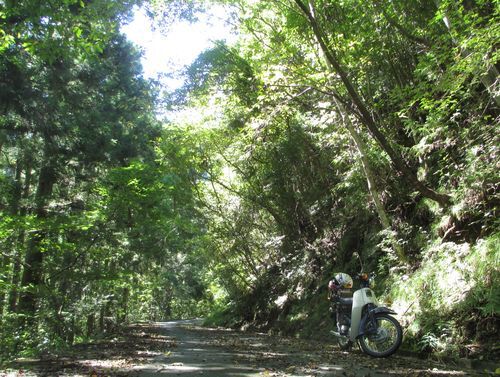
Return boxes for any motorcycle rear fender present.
[356,306,397,338]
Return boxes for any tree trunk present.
[8,161,31,313]
[0,255,7,319]
[0,162,18,318]
[7,255,22,313]
[119,287,129,324]
[86,313,95,338]
[336,103,407,263]
[294,0,451,207]
[17,162,56,322]
[67,317,75,344]
[99,307,105,333]
[1,158,29,318]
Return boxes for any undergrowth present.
[385,234,499,359]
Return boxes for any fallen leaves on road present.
[0,321,490,377]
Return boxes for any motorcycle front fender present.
[369,306,397,316]
[357,306,397,338]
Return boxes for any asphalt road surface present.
[2,320,488,376]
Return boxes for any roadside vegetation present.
[0,0,498,362]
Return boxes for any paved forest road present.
[2,320,489,376]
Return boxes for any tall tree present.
[289,0,451,207]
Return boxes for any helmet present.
[334,272,353,289]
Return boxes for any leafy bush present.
[385,234,499,358]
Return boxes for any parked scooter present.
[328,272,403,357]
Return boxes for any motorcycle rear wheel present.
[358,313,402,357]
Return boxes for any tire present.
[358,314,402,357]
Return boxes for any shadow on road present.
[2,320,485,376]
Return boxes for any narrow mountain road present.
[2,320,487,376]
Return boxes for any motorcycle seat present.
[339,297,353,305]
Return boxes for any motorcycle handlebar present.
[357,272,376,279]
[328,272,375,291]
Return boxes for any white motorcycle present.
[328,272,403,357]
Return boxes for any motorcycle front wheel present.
[358,314,402,357]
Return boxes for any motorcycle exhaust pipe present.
[330,330,347,339]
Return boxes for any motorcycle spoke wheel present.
[359,314,402,357]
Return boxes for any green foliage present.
[165,0,498,360]
[0,0,140,61]
[385,235,499,357]
[173,43,260,108]
[0,0,497,363]
[0,0,171,359]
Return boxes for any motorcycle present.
[328,272,403,357]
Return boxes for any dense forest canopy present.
[0,0,498,360]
